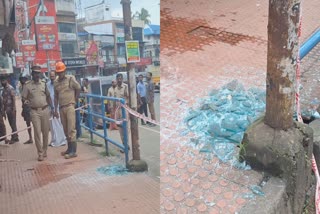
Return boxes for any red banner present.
[136,57,152,66]
[86,41,99,65]
[35,16,59,51]
[15,52,25,68]
[28,0,61,72]
[21,40,36,61]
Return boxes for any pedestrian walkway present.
[0,99,159,214]
[160,0,320,213]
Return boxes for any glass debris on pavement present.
[97,165,129,176]
[183,80,266,168]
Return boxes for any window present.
[60,42,77,57]
[117,45,126,58]
[58,23,76,33]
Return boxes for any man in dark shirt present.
[1,77,19,142]
[19,74,33,144]
[0,95,10,144]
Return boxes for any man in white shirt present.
[47,71,66,147]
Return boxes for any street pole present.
[121,0,147,172]
[264,0,301,130]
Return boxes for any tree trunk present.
[121,0,141,161]
[265,0,301,130]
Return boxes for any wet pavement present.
[0,99,159,214]
[160,0,320,213]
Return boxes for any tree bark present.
[121,0,141,161]
[265,0,301,130]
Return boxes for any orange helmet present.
[55,61,66,73]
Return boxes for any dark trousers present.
[6,110,18,140]
[0,113,6,141]
[138,97,148,122]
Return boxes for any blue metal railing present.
[300,28,320,59]
[78,94,129,165]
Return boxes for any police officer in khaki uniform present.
[114,73,130,152]
[21,65,54,161]
[54,62,81,159]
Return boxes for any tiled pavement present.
[160,0,320,213]
[0,99,159,214]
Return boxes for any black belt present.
[60,103,74,109]
[31,105,48,111]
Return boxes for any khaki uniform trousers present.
[59,105,76,142]
[30,108,50,156]
[148,102,156,120]
[116,107,130,146]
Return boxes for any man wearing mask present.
[1,76,19,143]
[21,65,54,161]
[54,62,81,159]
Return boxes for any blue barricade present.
[78,93,129,165]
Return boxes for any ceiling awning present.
[84,23,114,35]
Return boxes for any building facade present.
[55,0,86,79]
[77,1,149,76]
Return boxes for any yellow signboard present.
[125,41,140,63]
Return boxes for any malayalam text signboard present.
[35,16,59,51]
[125,41,140,63]
[21,40,36,61]
[15,52,25,68]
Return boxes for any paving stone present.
[160,0,320,212]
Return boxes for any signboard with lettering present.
[116,24,125,43]
[28,0,61,72]
[125,41,140,63]
[15,52,25,68]
[21,40,36,61]
[35,16,59,51]
[136,57,152,66]
[62,57,87,67]
[59,32,77,41]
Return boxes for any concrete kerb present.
[240,116,314,213]
[239,177,288,214]
[127,159,148,172]
[309,119,320,170]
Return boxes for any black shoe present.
[11,138,19,142]
[24,140,33,144]
[141,121,146,125]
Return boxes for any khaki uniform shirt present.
[107,86,116,108]
[21,80,50,108]
[114,83,128,104]
[54,75,81,107]
[113,83,128,120]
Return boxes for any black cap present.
[31,65,42,72]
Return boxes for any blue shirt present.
[137,81,146,98]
